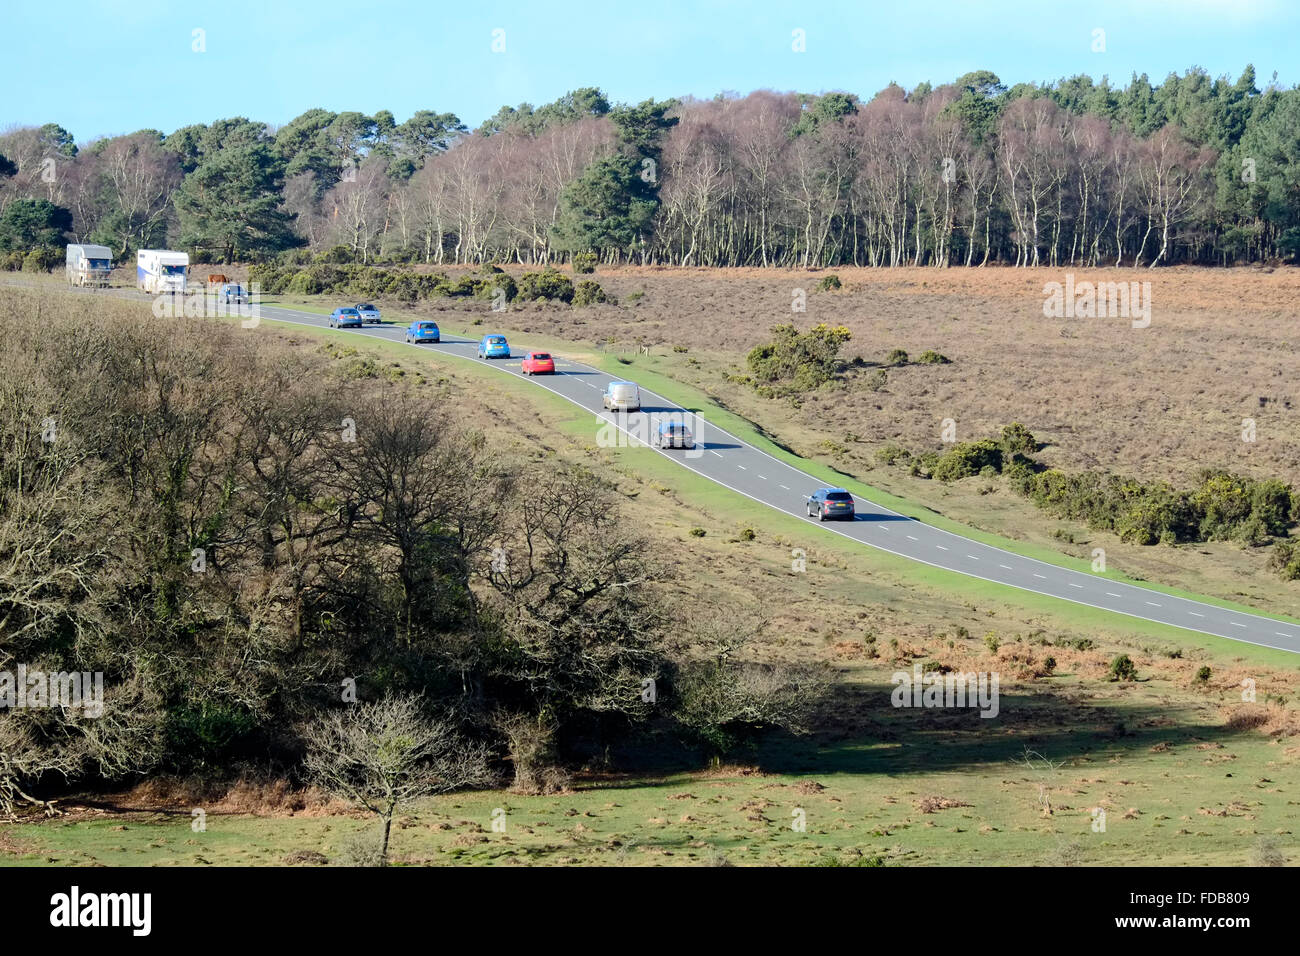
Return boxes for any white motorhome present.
[65,244,113,287]
[137,249,188,294]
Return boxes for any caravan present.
[137,249,188,294]
[66,244,113,287]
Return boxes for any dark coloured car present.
[807,487,855,521]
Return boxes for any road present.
[39,284,1300,656]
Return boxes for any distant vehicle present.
[807,488,855,521]
[356,303,381,324]
[329,307,363,329]
[65,244,113,287]
[405,320,441,343]
[520,351,555,375]
[136,249,188,294]
[206,274,229,287]
[602,380,640,412]
[477,334,510,359]
[652,421,694,449]
[217,283,248,304]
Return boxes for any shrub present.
[983,633,999,653]
[746,322,852,394]
[1108,654,1137,682]
[673,657,831,758]
[571,251,598,274]
[865,369,888,391]
[876,444,911,466]
[22,247,61,273]
[485,274,517,303]
[815,274,842,291]
[517,267,574,303]
[916,349,951,364]
[287,270,323,295]
[316,245,354,264]
[248,262,293,294]
[689,527,706,537]
[885,348,909,366]
[573,279,613,307]
[1268,539,1300,580]
[1195,666,1212,684]
[932,439,1003,482]
[999,422,1037,457]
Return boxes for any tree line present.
[1,66,1298,268]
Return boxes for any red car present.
[521,351,556,375]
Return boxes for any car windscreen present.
[826,492,853,501]
[358,304,374,310]
[488,337,505,344]
[531,353,551,360]
[419,324,436,330]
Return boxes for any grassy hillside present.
[2,282,1296,867]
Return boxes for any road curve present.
[48,285,1300,657]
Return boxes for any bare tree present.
[303,693,489,866]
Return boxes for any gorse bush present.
[932,439,1003,482]
[516,267,575,303]
[572,279,614,306]
[878,421,1299,553]
[916,349,951,364]
[746,322,852,394]
[1108,654,1138,682]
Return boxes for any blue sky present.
[7,0,1295,142]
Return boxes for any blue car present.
[405,320,440,343]
[477,334,510,359]
[329,307,363,329]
